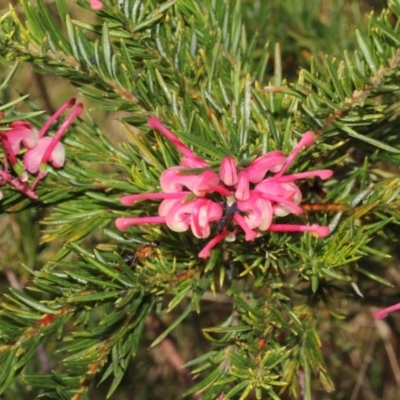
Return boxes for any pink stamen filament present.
[258,193,303,214]
[40,103,83,166]
[232,214,258,241]
[372,303,400,320]
[30,171,45,191]
[191,199,206,236]
[269,223,330,237]
[38,99,76,139]
[208,184,232,196]
[275,131,315,177]
[148,117,206,166]
[198,231,230,258]
[270,169,333,183]
[120,191,190,206]
[115,216,166,230]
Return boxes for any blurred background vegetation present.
[2,0,400,399]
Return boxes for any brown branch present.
[145,314,202,400]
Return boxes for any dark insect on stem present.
[215,202,239,234]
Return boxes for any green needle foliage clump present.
[0,0,400,399]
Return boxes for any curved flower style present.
[160,167,220,197]
[0,99,83,198]
[116,117,333,258]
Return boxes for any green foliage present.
[1,0,400,399]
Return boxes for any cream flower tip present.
[49,143,66,168]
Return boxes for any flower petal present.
[236,192,273,231]
[245,151,286,183]
[190,199,223,238]
[219,156,238,186]
[4,122,38,154]
[256,181,302,216]
[235,171,250,201]
[160,167,220,197]
[23,137,65,174]
[163,199,196,233]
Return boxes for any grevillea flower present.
[116,117,333,258]
[0,99,83,198]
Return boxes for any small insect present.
[258,337,267,351]
[215,201,239,234]
[123,241,159,267]
[170,268,198,283]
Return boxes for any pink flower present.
[116,117,333,258]
[28,101,83,190]
[116,196,223,239]
[0,99,83,197]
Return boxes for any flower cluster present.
[116,117,333,258]
[0,99,83,200]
